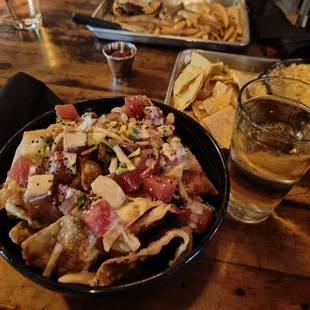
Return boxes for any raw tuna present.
[55,104,79,120]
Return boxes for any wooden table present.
[0,1,309,309]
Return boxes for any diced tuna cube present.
[79,200,120,238]
[63,132,87,152]
[25,174,54,203]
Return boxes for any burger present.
[112,0,162,16]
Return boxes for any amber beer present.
[227,78,310,224]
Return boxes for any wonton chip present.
[131,204,172,235]
[173,64,202,95]
[91,227,193,286]
[203,105,236,149]
[22,219,61,270]
[173,73,204,111]
[182,171,218,195]
[113,230,141,254]
[112,204,172,254]
[103,198,163,252]
[9,221,37,246]
[165,164,184,182]
[203,88,233,115]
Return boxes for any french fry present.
[185,11,201,27]
[146,23,156,32]
[152,18,173,27]
[174,20,186,30]
[192,30,205,39]
[160,27,182,35]
[236,24,243,35]
[159,11,165,20]
[199,24,211,33]
[201,12,218,23]
[118,22,149,33]
[185,19,192,28]
[153,26,160,35]
[201,14,222,31]
[115,15,155,23]
[178,10,198,27]
[210,3,229,29]
[211,32,221,41]
[181,28,200,36]
[174,16,184,24]
[164,14,173,21]
[166,4,184,17]
[228,29,238,42]
[223,26,235,41]
[202,34,209,40]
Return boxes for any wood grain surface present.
[0,1,309,309]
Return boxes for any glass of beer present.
[5,0,42,30]
[227,77,310,224]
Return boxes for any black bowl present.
[0,97,229,296]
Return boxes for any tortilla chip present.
[203,88,233,115]
[211,75,233,83]
[91,227,193,286]
[196,87,213,100]
[230,70,258,89]
[211,62,224,75]
[230,90,238,109]
[212,81,228,96]
[173,64,202,95]
[192,100,209,124]
[183,110,199,121]
[174,73,204,111]
[191,52,212,70]
[203,105,236,149]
